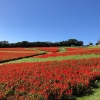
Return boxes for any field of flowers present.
[0,48,36,51]
[34,47,100,58]
[0,47,100,100]
[0,48,43,63]
[36,47,59,53]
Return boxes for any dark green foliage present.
[0,39,84,47]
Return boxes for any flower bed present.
[36,47,59,53]
[0,48,37,52]
[0,52,39,62]
[34,48,100,58]
[0,58,100,99]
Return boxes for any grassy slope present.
[77,81,100,100]
[77,90,100,100]
[58,47,67,53]
[87,46,100,48]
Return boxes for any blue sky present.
[0,0,100,45]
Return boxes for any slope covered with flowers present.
[36,47,59,53]
[34,48,100,58]
[0,58,100,100]
[0,48,40,62]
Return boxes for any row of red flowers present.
[34,48,100,58]
[66,47,86,51]
[36,47,59,53]
[0,58,100,99]
[0,52,39,62]
[0,48,29,51]
[0,48,38,52]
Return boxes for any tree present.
[15,42,22,47]
[67,39,78,46]
[0,41,9,47]
[0,38,84,47]
[95,39,100,45]
[75,41,83,46]
[21,41,29,47]
[89,42,93,46]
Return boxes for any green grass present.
[58,47,67,53]
[87,46,100,48]
[77,81,100,100]
[77,89,100,100]
[6,54,100,63]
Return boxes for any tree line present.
[0,39,84,47]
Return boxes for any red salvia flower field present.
[0,48,37,51]
[0,58,100,99]
[0,48,41,63]
[0,52,38,63]
[34,48,100,58]
[36,47,59,53]
[0,47,100,100]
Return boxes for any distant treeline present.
[0,39,84,47]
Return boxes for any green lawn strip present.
[58,47,67,53]
[65,46,83,52]
[77,81,100,100]
[6,54,100,63]
[87,46,100,48]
